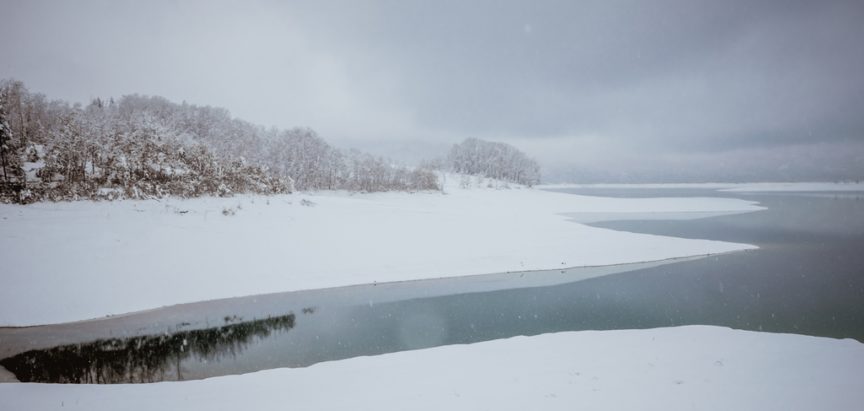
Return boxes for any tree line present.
[446,138,540,186]
[0,79,439,203]
[0,80,541,203]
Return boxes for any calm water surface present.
[2,188,862,383]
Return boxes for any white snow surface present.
[2,325,862,411]
[0,180,762,326]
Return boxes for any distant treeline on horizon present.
[0,79,539,203]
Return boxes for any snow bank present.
[2,325,861,411]
[0,183,762,326]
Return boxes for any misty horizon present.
[2,0,863,183]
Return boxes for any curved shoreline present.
[0,188,761,327]
[0,250,757,361]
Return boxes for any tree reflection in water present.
[0,313,296,384]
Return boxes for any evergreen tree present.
[0,95,13,183]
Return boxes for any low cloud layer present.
[2,0,862,181]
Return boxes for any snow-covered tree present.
[0,78,439,203]
[447,138,540,186]
[0,90,27,203]
[0,95,14,183]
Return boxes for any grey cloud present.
[1,0,862,181]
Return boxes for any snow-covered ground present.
[2,325,862,411]
[3,179,862,410]
[0,178,762,326]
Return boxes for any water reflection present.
[1,190,861,384]
[0,314,296,384]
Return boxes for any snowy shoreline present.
[0,254,715,361]
[0,182,763,326]
[2,184,863,410]
[2,325,862,410]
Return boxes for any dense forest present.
[0,80,439,203]
[0,80,541,204]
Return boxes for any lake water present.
[2,188,863,383]
[550,188,864,341]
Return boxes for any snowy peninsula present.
[0,178,763,326]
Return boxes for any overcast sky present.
[2,0,863,182]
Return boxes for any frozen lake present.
[2,188,862,383]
